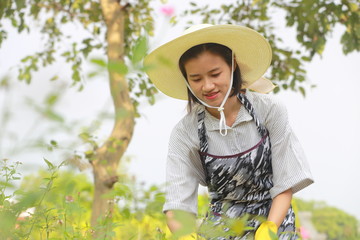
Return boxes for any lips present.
[204,91,219,100]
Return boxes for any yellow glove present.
[178,233,205,240]
[254,221,278,240]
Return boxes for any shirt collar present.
[203,90,254,131]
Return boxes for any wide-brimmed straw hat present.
[144,24,275,100]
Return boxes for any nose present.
[202,77,215,92]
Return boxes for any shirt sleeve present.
[265,97,314,198]
[163,122,201,215]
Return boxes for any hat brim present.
[144,24,272,100]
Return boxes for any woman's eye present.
[191,78,201,82]
[212,73,221,77]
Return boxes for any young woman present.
[144,24,314,240]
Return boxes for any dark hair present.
[178,43,243,112]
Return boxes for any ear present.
[232,56,237,72]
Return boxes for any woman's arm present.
[166,210,182,233]
[254,189,293,240]
[267,188,293,227]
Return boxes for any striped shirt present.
[164,90,314,215]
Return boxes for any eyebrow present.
[188,68,221,78]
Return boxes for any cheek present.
[188,81,200,91]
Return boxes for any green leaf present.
[44,158,55,169]
[61,51,71,58]
[79,132,90,141]
[290,78,296,90]
[0,30,7,47]
[0,0,8,19]
[45,94,59,106]
[354,23,360,36]
[90,58,107,67]
[131,36,148,64]
[15,0,26,10]
[20,55,32,63]
[50,140,57,147]
[299,86,306,97]
[60,16,68,23]
[10,17,18,28]
[84,150,94,159]
[50,75,58,81]
[349,3,359,12]
[170,16,177,25]
[269,229,278,239]
[44,109,64,122]
[108,61,128,75]
[0,181,14,189]
[77,83,84,91]
[87,71,100,78]
[301,56,311,62]
[0,75,9,87]
[81,38,94,58]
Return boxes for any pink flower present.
[160,5,175,17]
[300,226,310,239]
[65,195,74,203]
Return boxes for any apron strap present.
[237,92,268,137]
[197,110,208,153]
[197,110,211,185]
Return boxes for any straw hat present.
[144,24,274,100]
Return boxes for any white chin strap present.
[185,52,235,136]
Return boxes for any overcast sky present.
[1,0,360,220]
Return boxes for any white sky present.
[1,0,360,220]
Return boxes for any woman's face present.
[184,51,232,106]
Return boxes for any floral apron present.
[197,93,297,240]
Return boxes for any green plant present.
[296,198,360,240]
[0,158,170,239]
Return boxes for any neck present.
[206,94,241,123]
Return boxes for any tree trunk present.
[90,0,134,235]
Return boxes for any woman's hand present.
[255,189,292,239]
[166,210,196,233]
[254,221,278,240]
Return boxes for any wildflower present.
[58,219,63,226]
[65,195,74,203]
[300,226,310,239]
[160,5,175,17]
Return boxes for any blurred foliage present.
[0,159,170,239]
[296,198,360,240]
[1,159,360,239]
[182,0,360,96]
[0,160,260,239]
[0,159,282,239]
[0,1,159,228]
[0,0,157,111]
